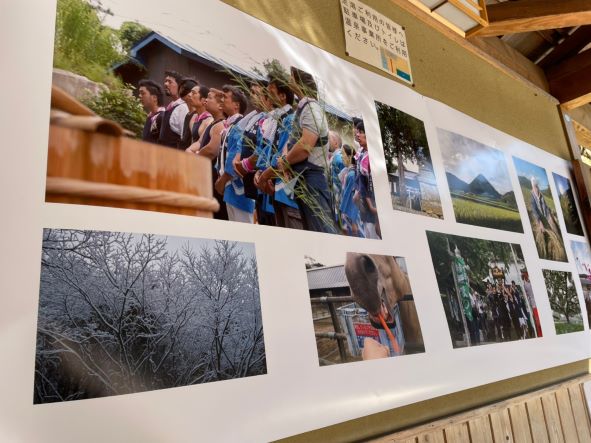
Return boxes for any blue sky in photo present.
[553,172,571,196]
[513,156,549,191]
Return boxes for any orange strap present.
[379,313,401,355]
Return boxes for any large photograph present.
[542,270,585,334]
[513,157,567,262]
[34,229,265,403]
[375,101,443,219]
[437,129,523,232]
[571,241,591,327]
[553,173,584,236]
[305,253,424,365]
[46,0,381,239]
[427,231,542,348]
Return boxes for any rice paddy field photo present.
[451,193,523,232]
[437,129,523,233]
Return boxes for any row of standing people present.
[136,68,380,237]
[466,279,541,345]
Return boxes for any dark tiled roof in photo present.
[306,265,349,291]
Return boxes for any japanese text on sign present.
[340,0,413,83]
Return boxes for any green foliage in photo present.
[82,86,146,138]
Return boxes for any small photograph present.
[34,229,266,404]
[305,253,425,365]
[437,129,523,232]
[375,101,443,219]
[45,0,382,239]
[542,270,585,334]
[571,241,591,326]
[553,173,584,236]
[427,231,542,348]
[513,157,567,262]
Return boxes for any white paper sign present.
[340,0,413,83]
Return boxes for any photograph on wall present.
[513,157,567,262]
[375,101,443,219]
[34,229,266,404]
[45,0,381,239]
[305,253,424,365]
[542,270,584,334]
[553,173,584,236]
[571,241,591,327]
[437,129,523,233]
[426,231,542,348]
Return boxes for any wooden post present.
[327,290,348,363]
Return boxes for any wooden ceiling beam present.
[546,49,591,109]
[538,25,591,68]
[469,0,591,38]
[384,0,557,99]
[535,29,558,45]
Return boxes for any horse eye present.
[361,255,376,274]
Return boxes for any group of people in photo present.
[434,236,545,348]
[463,275,541,345]
[136,66,380,238]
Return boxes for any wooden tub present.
[45,124,219,217]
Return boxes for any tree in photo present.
[543,270,584,334]
[118,21,151,53]
[53,0,151,136]
[376,102,427,206]
[34,229,266,404]
[375,101,441,218]
[53,0,122,84]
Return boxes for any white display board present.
[0,0,589,441]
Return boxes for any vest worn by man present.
[178,111,196,150]
[158,101,182,148]
[201,118,228,220]
[142,109,164,144]
[191,112,212,145]
[287,98,329,174]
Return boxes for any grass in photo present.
[375,101,442,219]
[437,129,523,233]
[542,269,584,334]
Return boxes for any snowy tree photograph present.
[34,229,266,404]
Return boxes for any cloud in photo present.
[437,129,513,195]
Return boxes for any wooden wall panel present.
[541,393,565,443]
[490,409,515,443]
[367,375,591,443]
[525,398,549,443]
